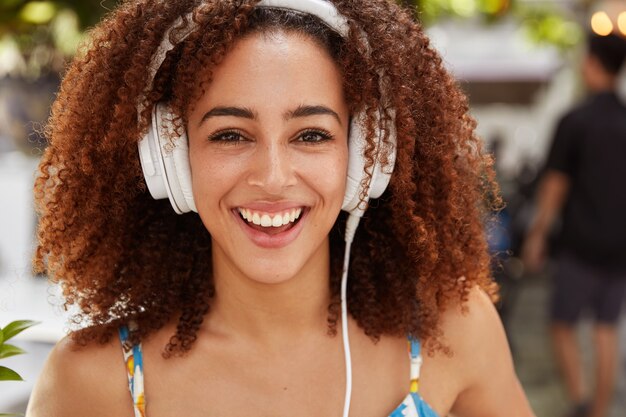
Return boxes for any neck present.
[588,82,616,93]
[207,240,333,344]
[586,68,617,93]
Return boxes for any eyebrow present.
[199,106,257,126]
[198,104,342,126]
[285,105,342,126]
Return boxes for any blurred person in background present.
[522,32,626,417]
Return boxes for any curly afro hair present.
[34,0,500,356]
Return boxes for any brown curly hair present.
[34,0,499,356]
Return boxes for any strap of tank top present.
[119,325,146,417]
[408,336,423,393]
[117,327,421,414]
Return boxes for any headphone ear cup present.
[368,108,396,199]
[137,103,196,214]
[342,110,396,215]
[170,137,197,212]
[342,115,367,212]
[154,103,197,214]
[138,106,169,200]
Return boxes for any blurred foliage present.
[0,0,118,31]
[0,320,39,382]
[0,320,39,416]
[405,0,583,50]
[0,0,581,78]
[0,0,119,77]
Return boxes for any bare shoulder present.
[438,285,506,360]
[26,333,134,417]
[423,285,535,417]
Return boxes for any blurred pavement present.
[507,271,626,417]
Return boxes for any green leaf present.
[0,413,24,416]
[1,321,39,342]
[0,366,23,381]
[0,327,3,345]
[0,344,26,359]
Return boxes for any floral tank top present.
[119,326,439,417]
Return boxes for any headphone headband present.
[138,0,396,216]
[144,0,348,102]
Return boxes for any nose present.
[246,141,297,194]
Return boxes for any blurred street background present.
[1,0,625,415]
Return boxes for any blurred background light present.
[591,11,614,36]
[478,0,509,16]
[618,11,626,36]
[19,1,57,25]
[450,0,477,17]
[50,10,82,56]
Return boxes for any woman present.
[27,1,535,416]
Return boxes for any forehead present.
[192,30,346,112]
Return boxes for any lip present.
[236,201,306,213]
[232,205,309,249]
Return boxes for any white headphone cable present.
[341,213,361,417]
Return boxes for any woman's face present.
[187,31,349,285]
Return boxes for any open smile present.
[238,207,303,228]
[233,206,309,248]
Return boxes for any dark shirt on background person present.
[545,91,626,271]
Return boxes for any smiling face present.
[186,31,349,285]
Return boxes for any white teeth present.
[271,215,282,227]
[238,207,304,228]
[260,214,272,227]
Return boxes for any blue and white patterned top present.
[119,327,439,417]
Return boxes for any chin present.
[236,256,314,286]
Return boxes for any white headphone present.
[136,1,397,416]
[137,0,397,218]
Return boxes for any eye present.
[297,129,333,144]
[207,129,248,144]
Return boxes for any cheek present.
[329,147,349,198]
[329,156,349,200]
[189,155,233,204]
[300,150,348,205]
